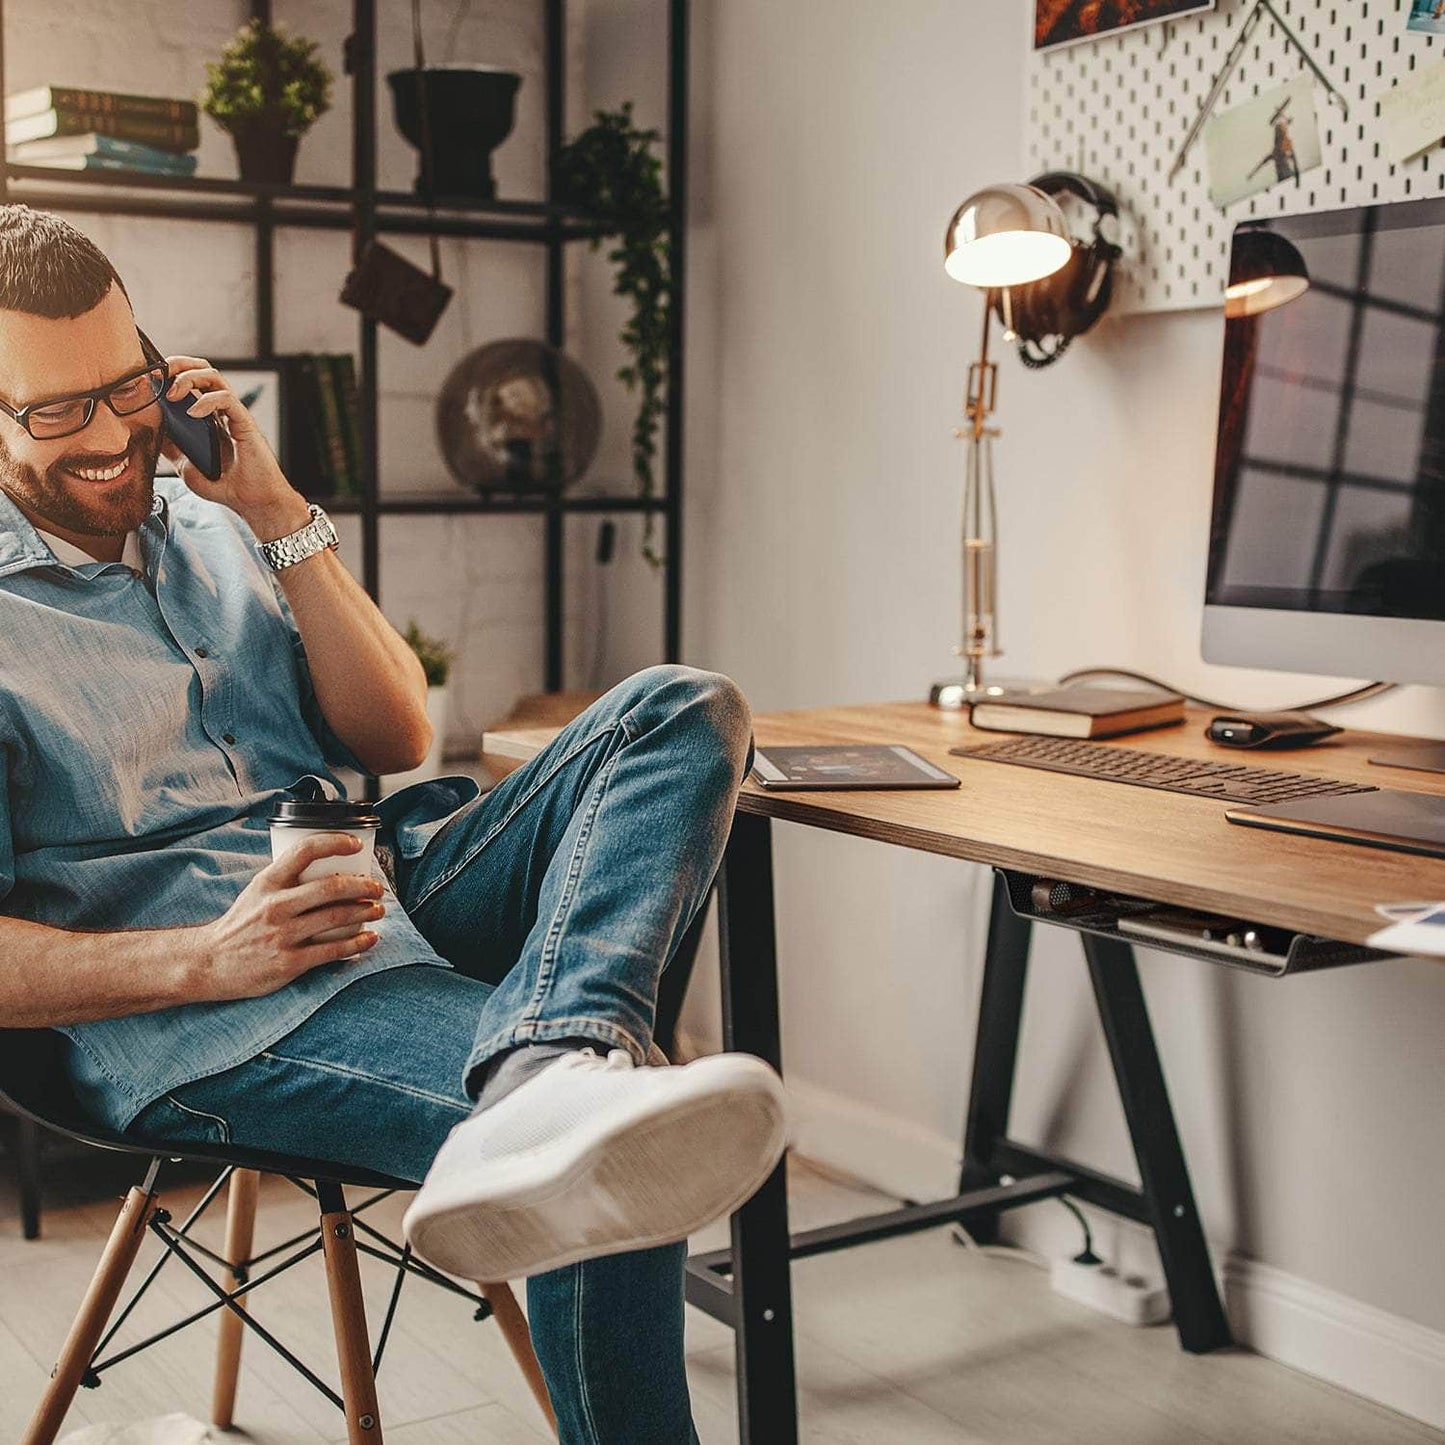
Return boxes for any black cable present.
[1056,666,1395,714]
[1058,1196,1101,1265]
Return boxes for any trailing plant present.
[200,19,333,138]
[403,620,455,688]
[556,103,671,567]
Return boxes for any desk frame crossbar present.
[694,814,1234,1445]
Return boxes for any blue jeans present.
[126,665,756,1443]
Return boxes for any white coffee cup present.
[269,799,383,943]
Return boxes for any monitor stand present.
[1368,741,1445,776]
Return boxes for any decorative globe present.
[436,339,601,494]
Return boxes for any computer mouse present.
[1206,711,1341,749]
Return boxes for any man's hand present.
[187,834,387,1003]
[158,353,311,542]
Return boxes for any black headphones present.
[991,171,1122,368]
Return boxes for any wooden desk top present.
[483,701,1445,947]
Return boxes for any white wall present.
[632,0,1445,1421]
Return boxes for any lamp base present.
[929,674,1055,710]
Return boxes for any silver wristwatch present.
[256,504,339,571]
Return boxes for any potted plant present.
[556,104,671,566]
[387,620,456,790]
[201,19,333,186]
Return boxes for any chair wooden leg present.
[318,1182,383,1443]
[211,1168,260,1430]
[23,1173,161,1445]
[477,1280,557,1436]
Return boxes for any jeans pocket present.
[130,1091,231,1149]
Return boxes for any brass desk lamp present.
[933,182,1071,707]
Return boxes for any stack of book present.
[281,354,364,501]
[5,86,199,178]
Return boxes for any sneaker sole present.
[403,1069,787,1281]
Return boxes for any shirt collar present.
[0,483,168,579]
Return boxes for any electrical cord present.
[948,1221,1050,1269]
[1057,1196,1102,1265]
[1056,666,1395,714]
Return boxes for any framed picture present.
[154,357,285,476]
[1034,0,1215,52]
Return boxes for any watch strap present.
[256,504,339,571]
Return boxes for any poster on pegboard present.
[1026,0,1445,316]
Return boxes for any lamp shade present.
[944,183,1072,289]
[1225,225,1310,317]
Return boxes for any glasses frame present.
[0,330,170,441]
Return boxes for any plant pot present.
[382,685,450,794]
[387,66,521,201]
[229,123,300,185]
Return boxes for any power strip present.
[1050,1255,1171,1327]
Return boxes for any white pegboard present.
[1027,0,1445,314]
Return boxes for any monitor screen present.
[1204,199,1445,685]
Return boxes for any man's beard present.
[0,421,163,539]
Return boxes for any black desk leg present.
[717,811,798,1445]
[1081,932,1233,1353]
[958,870,1033,1243]
[18,1115,41,1240]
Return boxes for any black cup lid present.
[271,799,381,828]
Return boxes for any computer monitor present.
[1203,197,1445,689]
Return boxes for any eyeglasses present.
[0,333,168,441]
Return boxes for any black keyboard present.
[951,735,1379,806]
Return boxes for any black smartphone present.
[159,392,224,482]
[138,327,225,482]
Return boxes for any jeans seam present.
[574,1263,602,1444]
[523,750,620,1031]
[163,1093,231,1145]
[408,720,630,915]
[257,1049,471,1116]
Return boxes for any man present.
[0,205,786,1442]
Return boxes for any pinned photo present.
[1406,0,1445,36]
[1204,76,1321,209]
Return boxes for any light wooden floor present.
[2,1152,1442,1444]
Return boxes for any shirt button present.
[195,647,209,658]
[222,732,237,745]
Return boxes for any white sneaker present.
[402,1048,789,1281]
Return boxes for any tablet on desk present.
[750,745,961,790]
[1227,788,1445,859]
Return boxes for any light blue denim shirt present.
[0,475,479,1129]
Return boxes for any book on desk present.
[969,685,1186,739]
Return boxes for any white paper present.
[1373,900,1439,921]
[1367,904,1445,955]
[1379,57,1445,164]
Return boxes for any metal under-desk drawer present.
[996,870,1395,978]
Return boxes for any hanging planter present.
[201,19,332,187]
[556,103,672,567]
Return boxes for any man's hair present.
[0,204,125,319]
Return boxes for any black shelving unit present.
[0,0,688,690]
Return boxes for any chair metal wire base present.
[78,1163,496,1416]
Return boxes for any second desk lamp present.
[932,181,1071,707]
